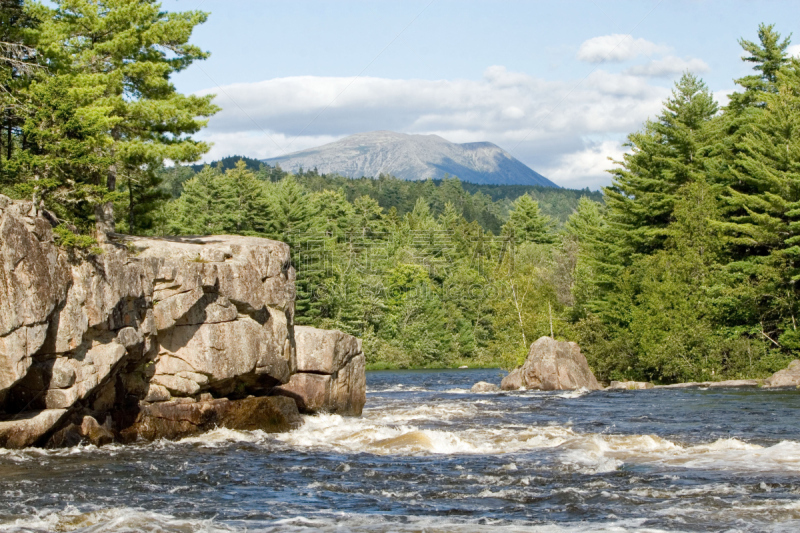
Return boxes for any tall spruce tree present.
[502,193,555,245]
[728,23,792,113]
[603,72,718,261]
[18,0,217,231]
[715,61,800,348]
[170,166,234,235]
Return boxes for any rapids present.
[2,369,800,532]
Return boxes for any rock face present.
[274,326,366,415]
[501,337,601,391]
[765,360,800,388]
[0,196,366,448]
[116,396,301,443]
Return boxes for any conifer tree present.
[715,62,800,346]
[604,73,718,260]
[311,189,354,239]
[502,193,555,245]
[728,23,792,112]
[170,166,234,235]
[0,0,37,180]
[350,195,386,239]
[219,160,270,235]
[17,0,217,230]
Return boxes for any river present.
[2,369,800,532]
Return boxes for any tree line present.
[159,157,601,234]
[2,1,799,381]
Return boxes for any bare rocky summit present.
[264,131,557,186]
[0,196,365,448]
[501,336,601,391]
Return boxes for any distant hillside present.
[263,131,558,187]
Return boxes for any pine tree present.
[118,166,171,234]
[0,0,37,182]
[170,166,235,235]
[350,195,386,239]
[728,23,792,113]
[715,61,800,348]
[603,73,719,260]
[17,0,217,229]
[219,160,270,235]
[311,189,354,239]
[502,193,555,245]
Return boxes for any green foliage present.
[502,194,555,245]
[159,164,601,233]
[53,224,99,253]
[7,11,800,382]
[573,25,800,383]
[1,0,216,240]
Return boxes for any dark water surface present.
[2,369,800,532]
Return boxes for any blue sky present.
[167,0,800,189]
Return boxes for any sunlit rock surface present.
[0,196,365,448]
[275,326,366,415]
[501,336,601,391]
[765,360,800,388]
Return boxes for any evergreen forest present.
[2,0,800,382]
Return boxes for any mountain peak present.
[263,131,557,187]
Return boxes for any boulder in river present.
[274,328,366,415]
[501,337,601,391]
[764,360,800,388]
[471,381,499,392]
[116,396,301,443]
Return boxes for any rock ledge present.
[0,196,365,448]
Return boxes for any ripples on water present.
[2,369,800,532]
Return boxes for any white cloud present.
[576,34,669,63]
[626,56,710,78]
[713,89,734,109]
[788,44,800,58]
[195,66,670,189]
[542,141,628,189]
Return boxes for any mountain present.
[263,131,558,187]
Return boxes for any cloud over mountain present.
[195,65,672,189]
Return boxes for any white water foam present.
[271,400,800,475]
[0,505,690,533]
[0,506,234,533]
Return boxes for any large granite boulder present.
[0,197,367,449]
[765,360,800,388]
[501,337,601,391]
[274,326,366,415]
[129,234,296,400]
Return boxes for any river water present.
[2,369,800,532]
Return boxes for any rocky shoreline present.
[0,196,366,449]
[495,336,800,393]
